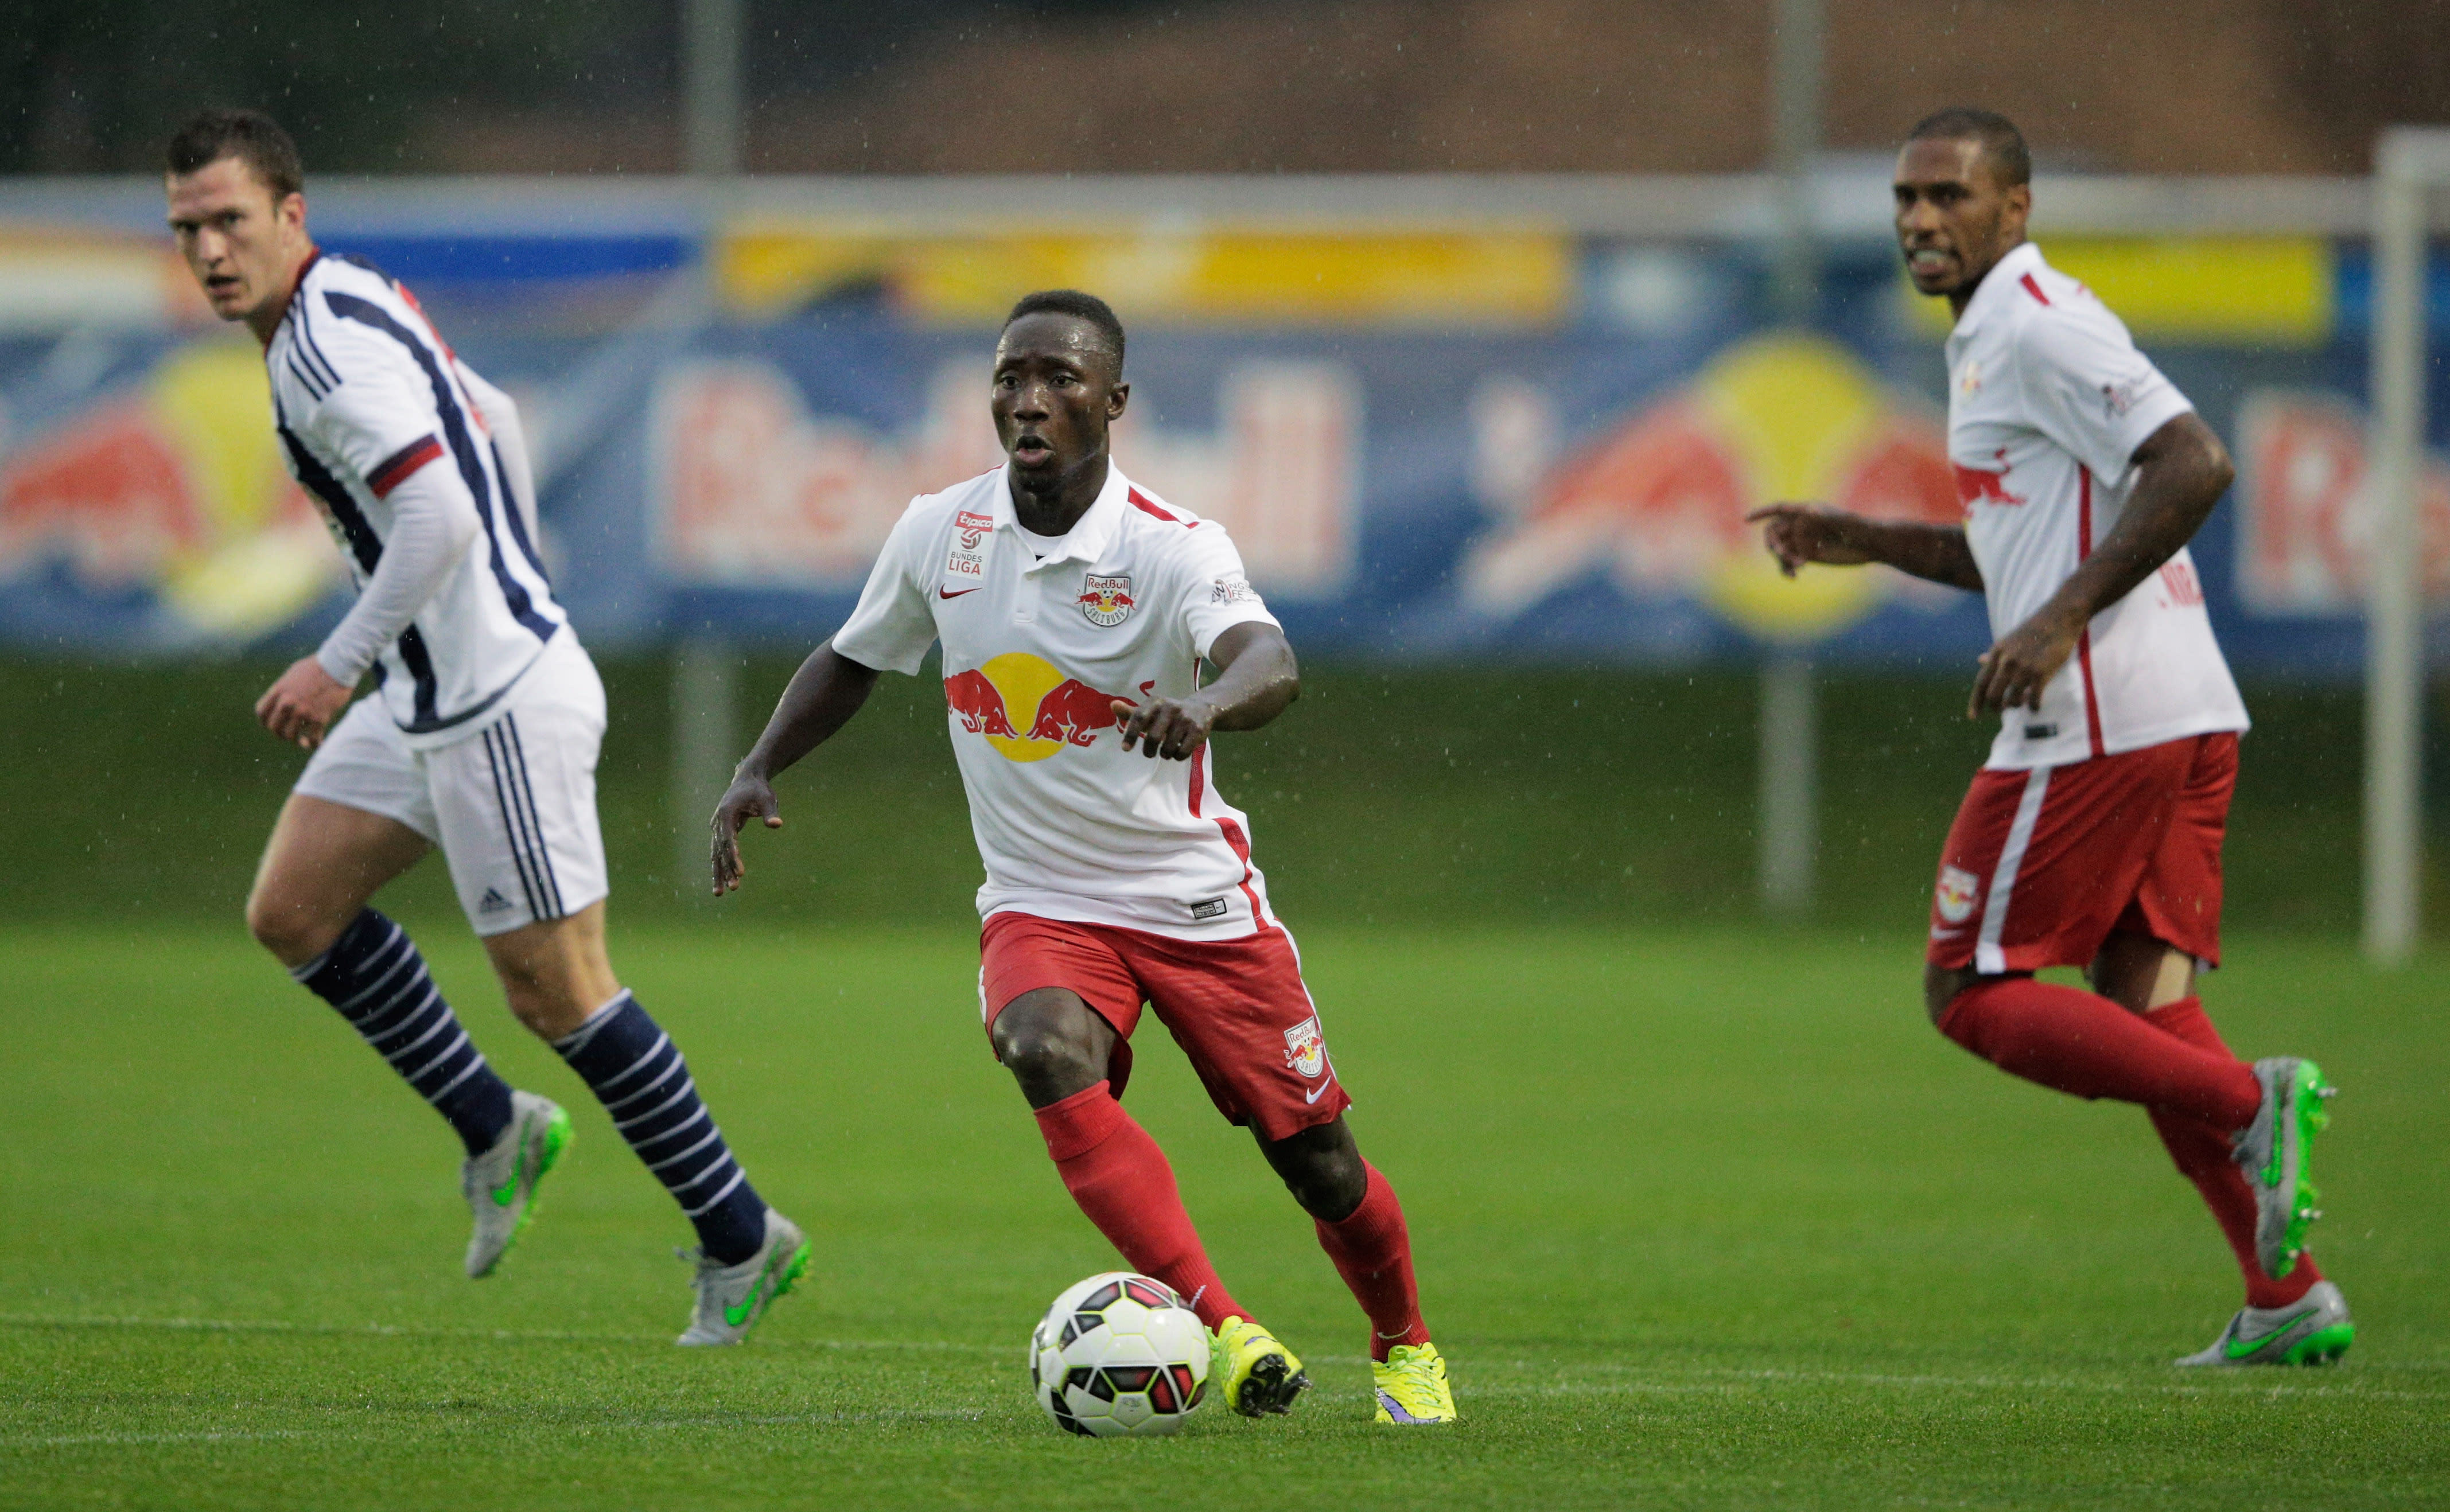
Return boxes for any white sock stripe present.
[355,985,446,1043]
[421,1054,490,1106]
[679,1167,748,1218]
[1974,766,2053,977]
[600,1052,686,1113]
[370,1001,454,1063]
[395,1029,473,1089]
[613,1078,701,1133]
[667,1154,739,1199]
[330,940,418,1015]
[588,1032,674,1095]
[629,1107,714,1159]
[642,1123,724,1173]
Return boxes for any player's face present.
[992,314,1129,484]
[166,157,308,325]
[1893,137,2031,301]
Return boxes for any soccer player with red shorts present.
[711,290,1456,1424]
[1750,109,2350,1367]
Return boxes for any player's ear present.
[1107,380,1129,422]
[278,190,308,235]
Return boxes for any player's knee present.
[992,1012,1103,1094]
[246,889,337,967]
[1263,1123,1367,1221]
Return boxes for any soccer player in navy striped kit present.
[165,109,804,1345]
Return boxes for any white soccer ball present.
[1028,1271,1212,1437]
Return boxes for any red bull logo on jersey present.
[1078,574,1135,628]
[944,652,1135,762]
[1935,865,1982,925]
[1282,1016,1327,1079]
[1953,451,2026,512]
[1460,334,1959,642]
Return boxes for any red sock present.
[1032,1082,1246,1330]
[2145,997,2321,1310]
[1938,977,2262,1128]
[1314,1163,1431,1361]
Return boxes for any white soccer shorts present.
[294,634,610,936]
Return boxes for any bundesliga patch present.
[1078,574,1135,627]
[943,547,986,589]
[1935,865,1981,925]
[1282,1016,1326,1079]
[954,510,995,550]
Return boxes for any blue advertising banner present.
[1,231,2444,673]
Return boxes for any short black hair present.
[1905,107,2031,189]
[166,108,305,201]
[1002,289,1125,373]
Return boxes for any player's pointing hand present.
[709,768,784,896]
[1744,504,1877,578]
[1115,696,1217,761]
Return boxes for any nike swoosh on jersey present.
[939,587,981,599]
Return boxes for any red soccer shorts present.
[979,912,1352,1142]
[1927,731,2238,975]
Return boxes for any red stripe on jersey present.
[1188,745,1269,929]
[1129,488,1188,526]
[2075,465,2106,758]
[368,435,445,498]
[2019,272,2051,306]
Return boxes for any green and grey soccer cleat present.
[2230,1057,2336,1279]
[462,1091,571,1279]
[2176,1281,2355,1367]
[677,1210,809,1346]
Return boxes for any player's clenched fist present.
[1114,696,1216,761]
[1744,503,1879,577]
[709,769,784,895]
[254,656,354,749]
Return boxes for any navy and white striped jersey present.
[267,251,567,747]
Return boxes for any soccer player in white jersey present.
[711,290,1456,1425]
[163,110,804,1344]
[1750,109,2350,1367]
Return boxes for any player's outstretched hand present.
[1970,609,2083,718]
[255,656,354,750]
[1114,696,1216,761]
[709,770,783,896]
[1744,503,1875,577]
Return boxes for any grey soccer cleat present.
[462,1091,572,1279]
[2229,1057,2336,1280]
[677,1210,810,1346]
[2176,1281,2355,1367]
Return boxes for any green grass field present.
[5,922,2444,1509]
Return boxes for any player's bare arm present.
[1968,410,2233,717]
[710,640,882,894]
[1114,621,1299,761]
[1745,505,1984,591]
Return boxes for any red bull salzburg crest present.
[1078,574,1135,627]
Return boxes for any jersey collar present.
[262,245,323,349]
[1953,240,2044,342]
[993,458,1129,572]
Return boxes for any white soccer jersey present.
[1946,241,2249,770]
[267,251,566,747]
[831,463,1284,939]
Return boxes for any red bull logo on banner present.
[2234,389,2450,613]
[0,339,333,644]
[1462,334,1961,642]
[655,357,1359,597]
[944,652,1136,762]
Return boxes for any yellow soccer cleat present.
[1210,1316,1310,1416]
[1372,1342,1457,1425]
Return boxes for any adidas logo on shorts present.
[478,887,514,914]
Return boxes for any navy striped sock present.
[294,909,514,1158]
[553,992,768,1265]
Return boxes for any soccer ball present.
[1028,1271,1211,1436]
